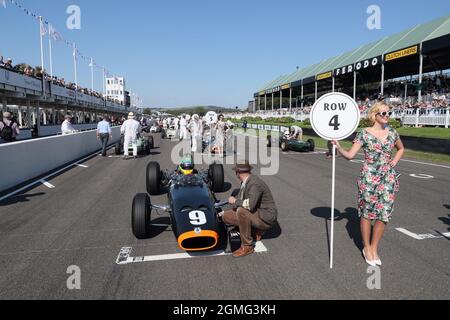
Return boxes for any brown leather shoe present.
[232,246,255,258]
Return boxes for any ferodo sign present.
[334,56,381,77]
[355,56,381,71]
[310,93,360,141]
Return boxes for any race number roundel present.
[205,111,218,125]
[310,93,360,141]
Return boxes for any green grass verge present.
[396,127,450,140]
[231,119,450,140]
[234,128,450,164]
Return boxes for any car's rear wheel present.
[307,139,315,152]
[146,162,162,195]
[148,136,154,150]
[132,193,151,239]
[209,163,224,193]
[115,142,121,155]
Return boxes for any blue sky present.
[1,0,449,108]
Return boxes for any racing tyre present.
[307,139,315,152]
[280,141,288,152]
[115,142,121,155]
[209,163,224,193]
[132,193,151,239]
[267,135,272,148]
[146,162,162,195]
[148,136,154,150]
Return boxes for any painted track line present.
[116,242,268,265]
[39,180,55,189]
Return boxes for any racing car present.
[131,161,242,252]
[150,124,162,133]
[163,125,178,139]
[115,132,154,156]
[267,133,315,152]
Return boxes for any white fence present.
[229,108,450,128]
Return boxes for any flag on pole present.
[48,24,62,41]
[40,19,47,36]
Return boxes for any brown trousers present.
[222,208,271,247]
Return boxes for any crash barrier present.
[229,108,450,128]
[16,124,101,141]
[0,127,121,193]
[238,124,450,155]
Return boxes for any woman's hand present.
[331,140,341,151]
[390,160,398,168]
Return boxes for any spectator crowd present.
[0,54,125,105]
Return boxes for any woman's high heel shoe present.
[363,249,376,267]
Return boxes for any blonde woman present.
[332,102,404,266]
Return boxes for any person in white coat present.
[188,114,203,153]
[61,115,77,135]
[173,117,179,130]
[120,112,141,159]
[179,115,188,141]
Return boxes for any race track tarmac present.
[0,133,449,299]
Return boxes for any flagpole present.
[102,67,106,97]
[90,58,94,93]
[72,43,78,90]
[39,16,46,96]
[48,37,53,79]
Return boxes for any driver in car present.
[177,155,198,175]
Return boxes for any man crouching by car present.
[221,160,278,258]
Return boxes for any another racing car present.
[267,132,315,152]
[115,132,154,156]
[150,124,162,133]
[163,125,178,139]
[131,159,241,252]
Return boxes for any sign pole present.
[330,143,336,269]
[310,92,360,270]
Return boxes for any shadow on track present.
[149,216,172,238]
[439,205,450,232]
[0,192,46,207]
[310,207,362,257]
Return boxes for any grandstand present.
[250,14,450,116]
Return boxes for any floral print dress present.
[354,127,400,223]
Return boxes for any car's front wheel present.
[146,162,162,195]
[132,193,151,239]
[281,141,288,152]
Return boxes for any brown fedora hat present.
[233,160,253,173]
